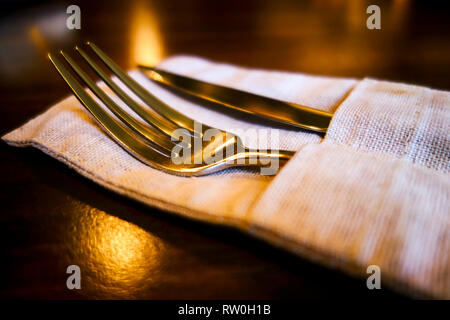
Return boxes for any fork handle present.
[235,149,295,175]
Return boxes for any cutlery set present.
[49,42,330,176]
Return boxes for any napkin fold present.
[3,56,449,298]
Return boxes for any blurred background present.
[0,0,449,299]
[1,0,450,132]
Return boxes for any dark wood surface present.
[1,0,449,299]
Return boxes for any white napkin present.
[3,56,449,298]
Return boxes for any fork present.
[48,42,295,176]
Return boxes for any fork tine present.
[87,41,199,134]
[48,53,172,168]
[60,50,175,153]
[74,46,185,139]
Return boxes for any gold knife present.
[138,65,333,133]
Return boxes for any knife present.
[138,65,333,133]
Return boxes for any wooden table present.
[1,0,449,299]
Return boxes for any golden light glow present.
[346,0,365,31]
[390,0,411,33]
[28,25,48,52]
[69,205,163,298]
[130,0,164,66]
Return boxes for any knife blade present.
[138,65,333,133]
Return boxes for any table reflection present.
[66,203,164,298]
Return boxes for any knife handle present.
[140,65,333,133]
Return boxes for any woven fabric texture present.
[3,56,449,298]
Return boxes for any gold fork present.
[48,42,294,176]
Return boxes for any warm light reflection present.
[28,10,71,53]
[390,0,411,33]
[28,25,47,52]
[69,206,163,298]
[130,0,164,66]
[256,0,412,75]
[35,10,68,40]
[346,0,365,32]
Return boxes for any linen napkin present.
[3,56,449,298]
